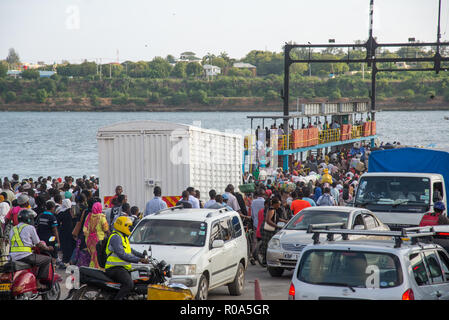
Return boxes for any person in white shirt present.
[187,187,200,209]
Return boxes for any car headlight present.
[173,264,197,275]
[268,238,281,249]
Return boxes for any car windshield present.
[354,176,431,213]
[129,219,207,247]
[285,210,349,230]
[297,249,402,288]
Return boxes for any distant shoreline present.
[1,97,449,112]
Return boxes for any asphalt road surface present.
[58,263,293,300]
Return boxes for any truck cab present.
[354,172,447,230]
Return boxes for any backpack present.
[419,213,439,227]
[96,236,110,269]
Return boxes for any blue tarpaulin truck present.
[353,148,449,230]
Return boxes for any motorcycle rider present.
[9,209,54,289]
[105,216,149,300]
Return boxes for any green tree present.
[0,61,7,78]
[171,62,187,78]
[90,94,100,106]
[4,91,16,103]
[21,69,40,79]
[166,54,176,64]
[35,88,48,103]
[190,89,208,104]
[6,48,20,67]
[147,57,173,78]
[185,62,203,77]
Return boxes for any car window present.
[423,251,444,284]
[363,214,378,229]
[298,250,402,288]
[285,210,348,230]
[210,221,223,249]
[410,253,430,286]
[437,250,449,282]
[220,217,232,242]
[352,214,365,229]
[129,219,207,247]
[231,215,242,239]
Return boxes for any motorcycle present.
[67,247,178,300]
[0,237,63,300]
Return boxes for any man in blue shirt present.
[36,201,61,260]
[144,186,167,216]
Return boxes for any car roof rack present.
[307,224,437,248]
[154,205,184,215]
[206,207,231,218]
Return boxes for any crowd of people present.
[0,175,139,270]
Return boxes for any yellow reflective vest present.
[105,232,132,271]
[10,223,32,253]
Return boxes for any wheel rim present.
[237,267,244,290]
[198,278,208,300]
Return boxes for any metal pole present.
[283,45,291,171]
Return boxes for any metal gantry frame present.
[281,0,449,138]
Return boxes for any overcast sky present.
[0,0,447,64]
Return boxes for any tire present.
[267,266,284,277]
[228,263,245,296]
[72,285,112,300]
[195,274,209,300]
[42,281,61,300]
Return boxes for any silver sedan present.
[266,206,389,277]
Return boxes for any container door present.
[142,132,190,210]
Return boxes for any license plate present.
[284,253,298,260]
[0,283,11,291]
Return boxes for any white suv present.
[289,226,449,300]
[129,207,248,300]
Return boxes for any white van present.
[129,207,248,300]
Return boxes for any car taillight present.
[402,288,414,300]
[436,232,449,236]
[288,283,295,300]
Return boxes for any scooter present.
[68,247,175,300]
[0,237,63,300]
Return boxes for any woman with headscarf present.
[83,202,109,269]
[58,199,76,267]
[313,184,323,203]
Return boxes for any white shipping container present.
[97,120,243,211]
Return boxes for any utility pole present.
[279,0,449,170]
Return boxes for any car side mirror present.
[212,240,224,249]
[277,222,286,229]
